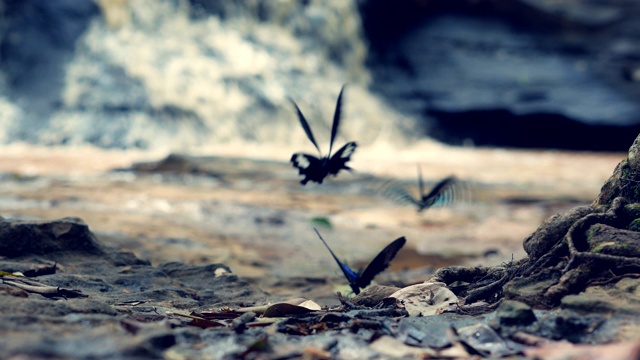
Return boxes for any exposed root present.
[432,196,640,309]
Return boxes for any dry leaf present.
[389,282,458,316]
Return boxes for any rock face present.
[361,0,640,150]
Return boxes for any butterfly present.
[384,165,465,212]
[290,85,357,185]
[314,228,406,295]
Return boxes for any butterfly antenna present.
[289,98,321,155]
[417,164,425,198]
[328,84,346,157]
[314,227,344,267]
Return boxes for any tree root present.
[431,196,640,309]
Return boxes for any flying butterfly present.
[290,85,357,185]
[384,165,465,212]
[314,228,406,295]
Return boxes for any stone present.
[495,300,536,326]
[0,217,104,258]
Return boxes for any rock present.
[0,217,104,257]
[397,313,484,348]
[596,134,640,206]
[523,205,593,260]
[495,300,536,326]
[492,0,624,30]
[586,224,640,257]
[456,323,524,357]
[363,2,640,151]
[561,278,640,316]
[538,310,608,343]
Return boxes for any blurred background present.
[0,0,637,291]
[0,0,638,154]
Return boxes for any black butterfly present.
[290,85,357,185]
[384,165,464,212]
[314,228,406,295]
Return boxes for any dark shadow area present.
[358,0,640,152]
[0,0,99,117]
[426,108,640,151]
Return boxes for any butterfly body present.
[290,86,357,185]
[314,228,406,295]
[291,142,357,185]
[416,175,458,212]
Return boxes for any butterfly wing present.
[356,237,406,291]
[290,98,321,155]
[291,153,326,185]
[328,85,346,156]
[420,175,459,210]
[327,142,357,176]
[314,228,361,294]
[381,180,423,207]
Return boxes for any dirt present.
[0,143,623,285]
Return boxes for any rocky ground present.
[1,143,638,358]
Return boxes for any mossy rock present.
[586,224,640,257]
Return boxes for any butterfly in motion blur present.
[314,228,406,295]
[384,165,465,212]
[290,85,357,185]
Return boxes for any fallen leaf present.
[389,282,458,316]
[263,303,314,318]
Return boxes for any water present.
[1,0,404,152]
[0,1,637,154]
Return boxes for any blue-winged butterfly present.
[290,85,357,185]
[314,228,406,295]
[384,165,464,212]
